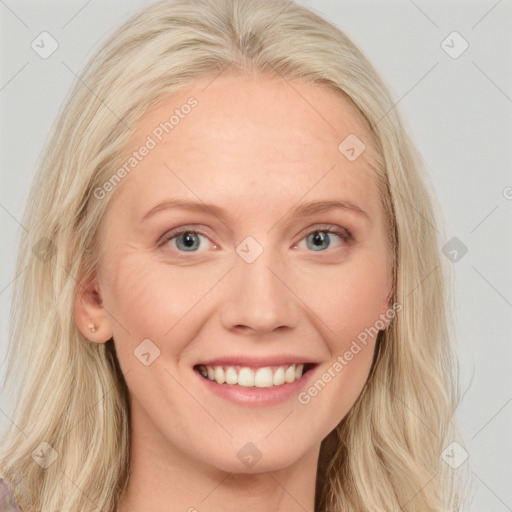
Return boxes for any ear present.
[73,273,113,343]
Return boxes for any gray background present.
[1,1,511,510]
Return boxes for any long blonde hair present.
[1,0,471,510]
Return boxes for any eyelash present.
[157,224,353,254]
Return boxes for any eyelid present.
[157,225,214,248]
[296,223,353,242]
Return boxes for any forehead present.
[108,74,381,223]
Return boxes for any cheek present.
[101,252,224,357]
[298,252,389,348]
[294,255,388,429]
[106,259,165,333]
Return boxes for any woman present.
[0,0,470,510]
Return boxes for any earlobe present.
[73,276,113,343]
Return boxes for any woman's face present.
[80,74,393,473]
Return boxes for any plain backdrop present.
[1,1,511,510]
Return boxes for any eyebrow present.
[140,198,370,224]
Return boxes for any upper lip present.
[195,355,319,368]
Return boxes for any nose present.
[219,245,301,335]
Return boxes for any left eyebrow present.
[288,199,370,221]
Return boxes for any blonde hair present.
[1,0,471,510]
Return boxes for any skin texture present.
[74,73,393,512]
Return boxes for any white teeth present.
[254,367,273,388]
[225,367,238,385]
[198,363,308,387]
[238,367,254,387]
[272,366,285,386]
[284,364,296,383]
[214,366,225,384]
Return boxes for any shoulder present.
[0,477,23,511]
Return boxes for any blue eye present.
[159,224,352,254]
[298,226,351,252]
[161,230,211,252]
[305,231,339,251]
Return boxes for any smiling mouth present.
[194,363,316,388]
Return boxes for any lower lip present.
[194,366,319,406]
